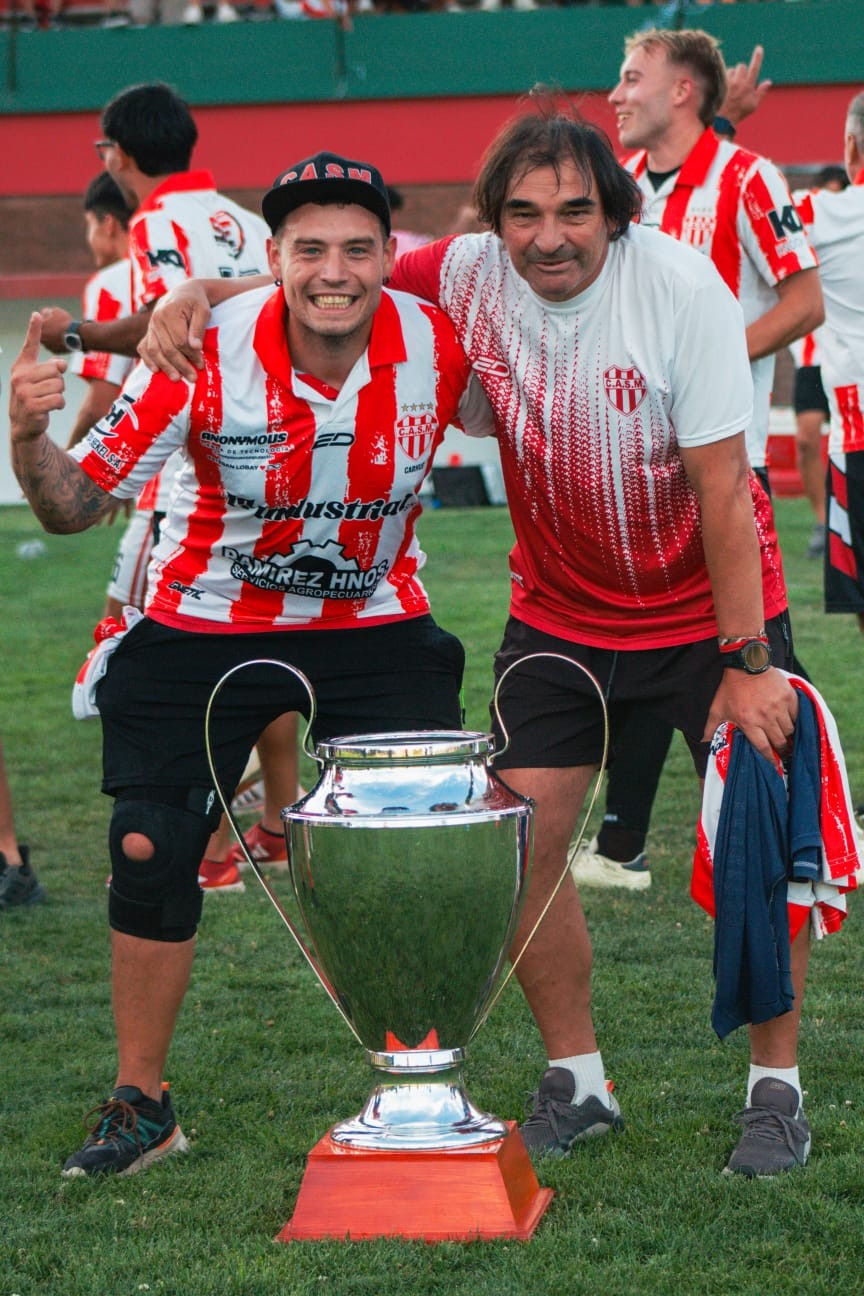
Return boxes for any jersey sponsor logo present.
[472,356,511,380]
[201,431,288,448]
[167,580,204,600]
[223,538,389,599]
[397,409,437,460]
[83,433,124,472]
[313,431,356,448]
[145,248,185,270]
[210,210,246,260]
[604,365,647,416]
[96,391,140,436]
[767,204,804,240]
[225,491,417,522]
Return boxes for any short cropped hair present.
[101,82,198,177]
[846,91,864,152]
[473,95,643,241]
[83,173,135,227]
[624,28,727,128]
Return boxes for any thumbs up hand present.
[9,313,67,442]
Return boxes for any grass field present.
[1,496,862,1296]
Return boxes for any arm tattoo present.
[11,435,114,533]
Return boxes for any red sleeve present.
[389,236,456,306]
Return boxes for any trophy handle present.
[204,659,363,1044]
[472,652,610,1040]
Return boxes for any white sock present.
[747,1064,802,1108]
[550,1052,612,1109]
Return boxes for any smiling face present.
[608,43,683,154]
[499,160,612,302]
[268,202,396,357]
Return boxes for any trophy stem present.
[330,1047,508,1150]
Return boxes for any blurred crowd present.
[2,0,807,32]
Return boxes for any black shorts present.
[96,614,465,796]
[489,614,794,778]
[793,365,830,418]
[825,451,864,614]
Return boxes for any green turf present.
[1,497,862,1296]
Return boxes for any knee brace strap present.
[108,790,216,942]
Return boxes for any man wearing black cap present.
[9,152,490,1178]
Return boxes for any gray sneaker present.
[0,846,45,909]
[520,1066,624,1156]
[724,1078,811,1178]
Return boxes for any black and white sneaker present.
[0,846,45,909]
[724,1078,811,1178]
[520,1066,624,1156]
[62,1085,188,1178]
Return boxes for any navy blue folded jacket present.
[711,692,821,1040]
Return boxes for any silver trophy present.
[207,655,604,1239]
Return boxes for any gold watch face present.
[741,640,771,672]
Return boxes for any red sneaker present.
[225,821,287,872]
[198,857,246,893]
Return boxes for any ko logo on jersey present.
[472,356,511,380]
[768,204,804,240]
[210,211,246,260]
[604,365,647,416]
[146,249,186,270]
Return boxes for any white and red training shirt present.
[68,258,134,389]
[391,224,786,650]
[128,169,269,312]
[70,285,480,633]
[797,173,864,455]
[624,129,818,468]
[127,169,270,513]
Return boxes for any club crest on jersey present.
[396,410,437,460]
[210,211,246,260]
[604,365,647,416]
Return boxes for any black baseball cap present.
[262,151,391,235]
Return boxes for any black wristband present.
[713,116,736,140]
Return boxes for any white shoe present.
[216,2,239,19]
[181,3,202,20]
[568,836,651,891]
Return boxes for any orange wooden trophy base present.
[276,1121,553,1243]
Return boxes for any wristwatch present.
[63,320,88,353]
[720,636,772,675]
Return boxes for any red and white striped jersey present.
[788,329,823,371]
[392,225,786,650]
[68,258,134,389]
[128,169,269,312]
[624,130,818,468]
[69,285,475,633]
[797,174,864,455]
[128,170,270,514]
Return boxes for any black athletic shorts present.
[825,451,864,614]
[96,614,465,796]
[490,613,794,778]
[793,364,830,418]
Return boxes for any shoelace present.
[84,1097,143,1149]
[522,1091,573,1140]
[733,1105,804,1155]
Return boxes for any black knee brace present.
[108,787,220,942]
